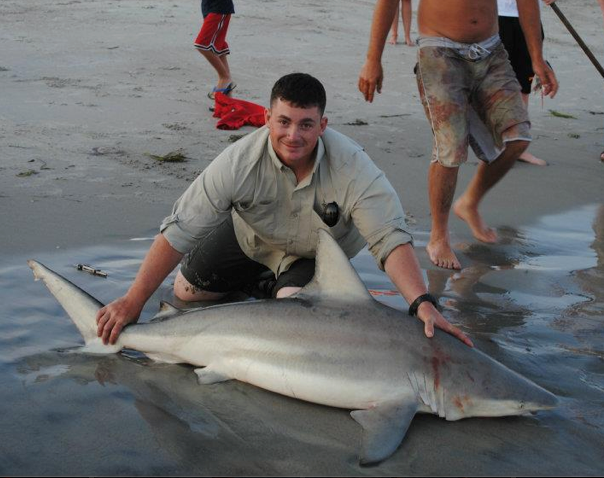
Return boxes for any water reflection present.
[420,206,600,338]
[13,350,358,475]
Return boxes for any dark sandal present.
[207,82,237,100]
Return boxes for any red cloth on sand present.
[213,92,266,130]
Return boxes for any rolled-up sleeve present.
[160,152,235,254]
[349,152,413,270]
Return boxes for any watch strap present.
[408,293,439,317]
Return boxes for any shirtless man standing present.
[359,0,558,269]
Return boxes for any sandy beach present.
[1,0,603,475]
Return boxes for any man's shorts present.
[415,37,531,167]
[498,16,545,94]
[194,13,231,56]
[179,216,316,298]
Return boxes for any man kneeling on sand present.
[95,73,472,348]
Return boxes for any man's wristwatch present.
[408,293,439,317]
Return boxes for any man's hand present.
[358,0,399,102]
[96,295,143,345]
[93,233,184,345]
[358,59,384,102]
[384,243,474,347]
[533,59,559,98]
[417,301,474,347]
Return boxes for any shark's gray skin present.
[28,230,558,465]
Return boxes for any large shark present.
[28,230,558,465]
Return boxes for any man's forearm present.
[366,0,400,61]
[127,233,184,306]
[517,0,545,63]
[383,243,428,305]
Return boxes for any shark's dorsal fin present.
[296,229,373,303]
[150,301,183,322]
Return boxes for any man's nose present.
[287,125,301,140]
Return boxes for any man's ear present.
[264,108,271,126]
[320,116,328,135]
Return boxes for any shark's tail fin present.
[28,260,121,353]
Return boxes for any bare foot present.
[388,35,398,45]
[518,151,547,166]
[426,240,461,270]
[453,199,498,243]
[405,37,414,46]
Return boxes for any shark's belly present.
[223,354,408,410]
[176,323,413,410]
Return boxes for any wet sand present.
[1,0,603,475]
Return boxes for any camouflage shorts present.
[416,38,531,167]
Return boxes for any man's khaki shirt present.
[160,126,412,276]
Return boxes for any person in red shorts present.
[194,0,236,99]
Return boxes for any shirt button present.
[291,212,298,218]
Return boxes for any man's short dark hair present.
[270,73,326,115]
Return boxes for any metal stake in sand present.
[550,1,604,80]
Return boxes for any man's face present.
[265,98,328,170]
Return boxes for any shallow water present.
[1,205,603,475]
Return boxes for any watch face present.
[321,202,339,227]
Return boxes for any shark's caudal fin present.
[297,229,374,303]
[28,260,120,353]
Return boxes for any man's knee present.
[173,270,226,302]
[276,286,301,298]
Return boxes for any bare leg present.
[276,286,301,298]
[174,269,227,301]
[427,162,462,270]
[388,2,400,44]
[517,93,546,165]
[198,49,232,89]
[402,0,413,46]
[453,139,529,243]
[599,0,604,27]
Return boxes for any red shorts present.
[194,13,231,56]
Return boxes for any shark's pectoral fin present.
[194,366,232,385]
[351,398,418,465]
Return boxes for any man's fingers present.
[451,326,474,348]
[538,68,558,99]
[101,318,115,345]
[358,77,365,96]
[109,322,124,345]
[424,320,435,338]
[424,314,474,348]
[97,311,109,337]
[96,306,106,325]
[358,76,377,103]
[365,80,375,103]
[548,75,559,98]
[437,318,474,348]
